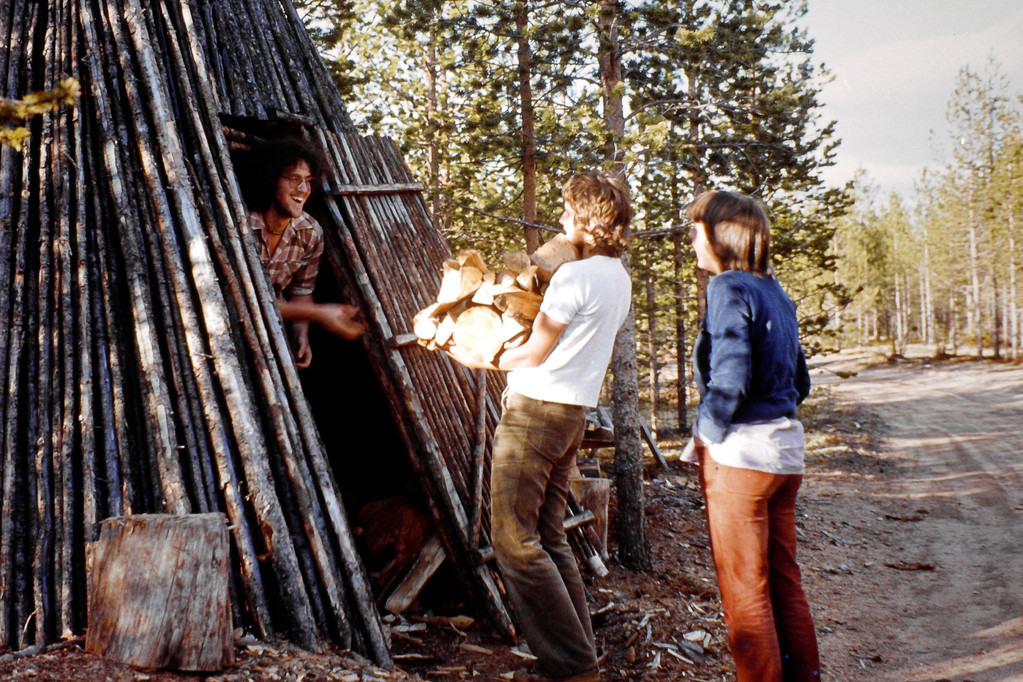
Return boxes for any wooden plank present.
[570,478,611,560]
[384,535,446,614]
[471,372,488,548]
[390,333,420,348]
[563,510,596,531]
[640,420,669,468]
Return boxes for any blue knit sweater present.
[693,270,810,443]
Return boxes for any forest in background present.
[832,61,1023,363]
[294,0,846,437]
[290,0,1022,434]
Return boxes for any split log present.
[529,234,578,278]
[438,262,484,304]
[453,307,505,364]
[497,290,543,322]
[503,250,531,273]
[85,514,234,671]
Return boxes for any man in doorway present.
[447,171,633,682]
[248,136,364,368]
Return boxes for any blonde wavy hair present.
[562,171,633,257]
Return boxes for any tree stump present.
[85,513,235,671]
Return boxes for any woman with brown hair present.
[684,190,821,681]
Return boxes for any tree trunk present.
[426,29,442,227]
[893,271,904,355]
[922,232,934,346]
[596,0,649,569]
[901,273,910,353]
[610,309,649,568]
[516,11,540,254]
[672,230,689,435]
[596,0,626,167]
[1009,228,1018,360]
[992,272,1002,359]
[951,287,960,355]
[424,5,451,233]
[85,514,234,671]
[968,205,983,358]
[644,269,659,437]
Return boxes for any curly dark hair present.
[248,136,329,212]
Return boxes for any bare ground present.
[805,348,1023,682]
[3,347,1022,681]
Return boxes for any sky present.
[800,0,1023,198]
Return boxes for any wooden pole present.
[471,372,487,548]
[0,137,30,650]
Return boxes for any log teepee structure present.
[0,0,619,665]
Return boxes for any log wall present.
[320,133,514,637]
[0,0,528,660]
[0,0,385,660]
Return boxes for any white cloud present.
[822,160,924,197]
[826,9,1023,108]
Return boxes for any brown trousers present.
[491,392,598,679]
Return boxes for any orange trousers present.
[698,451,821,681]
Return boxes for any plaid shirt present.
[249,211,324,298]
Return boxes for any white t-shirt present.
[507,255,631,407]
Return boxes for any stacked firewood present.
[413,235,578,364]
[411,235,611,577]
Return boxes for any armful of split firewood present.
[415,235,577,369]
[446,312,567,372]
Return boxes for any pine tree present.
[990,115,1023,357]
[943,62,1011,356]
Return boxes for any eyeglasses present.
[281,174,313,190]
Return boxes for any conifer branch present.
[0,78,81,151]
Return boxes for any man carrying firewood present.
[248,136,364,368]
[448,171,633,682]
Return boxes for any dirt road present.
[807,350,1023,682]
